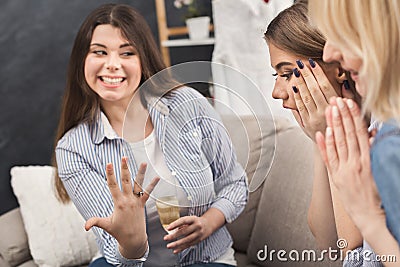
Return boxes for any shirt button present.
[171,171,177,176]
[192,131,198,137]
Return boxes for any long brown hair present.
[265,1,326,62]
[53,4,171,203]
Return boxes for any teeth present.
[102,77,123,84]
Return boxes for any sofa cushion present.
[0,255,11,267]
[16,260,37,267]
[10,166,98,267]
[247,125,315,266]
[0,208,32,267]
[246,125,342,267]
[221,114,278,253]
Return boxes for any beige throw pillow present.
[10,166,98,267]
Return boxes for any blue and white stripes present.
[56,87,248,266]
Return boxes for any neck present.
[101,95,152,139]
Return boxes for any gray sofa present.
[0,115,341,267]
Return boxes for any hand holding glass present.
[155,196,180,234]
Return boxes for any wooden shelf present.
[161,38,215,47]
[155,0,214,66]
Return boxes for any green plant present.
[174,0,204,19]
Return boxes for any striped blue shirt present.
[56,87,248,266]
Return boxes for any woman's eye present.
[121,51,135,56]
[280,72,293,81]
[272,72,293,81]
[93,50,106,55]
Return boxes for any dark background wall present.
[0,0,213,215]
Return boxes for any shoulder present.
[56,122,93,152]
[371,121,400,178]
[159,87,213,119]
[165,86,207,106]
[372,121,400,153]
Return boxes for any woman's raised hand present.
[292,59,354,142]
[315,98,385,232]
[85,157,160,258]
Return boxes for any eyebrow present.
[272,61,294,71]
[90,43,133,48]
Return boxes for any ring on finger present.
[134,191,144,197]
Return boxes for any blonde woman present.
[308,0,400,266]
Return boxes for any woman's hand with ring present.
[85,157,160,259]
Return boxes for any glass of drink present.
[155,195,180,234]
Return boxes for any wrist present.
[201,208,225,237]
[118,234,148,259]
[358,216,386,240]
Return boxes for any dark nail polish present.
[293,68,300,78]
[308,58,316,68]
[292,86,298,93]
[296,59,304,69]
[343,80,350,90]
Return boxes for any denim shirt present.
[371,119,400,244]
[56,87,248,266]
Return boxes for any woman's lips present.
[283,104,296,110]
[98,76,126,88]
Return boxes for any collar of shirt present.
[92,92,171,145]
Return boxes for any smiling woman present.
[53,3,247,267]
[84,25,142,118]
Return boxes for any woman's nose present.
[271,81,287,100]
[323,41,342,63]
[105,54,121,70]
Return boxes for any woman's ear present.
[335,66,347,84]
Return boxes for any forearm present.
[201,207,226,235]
[362,221,400,267]
[329,183,363,253]
[308,144,338,249]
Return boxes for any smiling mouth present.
[99,76,126,85]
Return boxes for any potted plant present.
[174,0,210,40]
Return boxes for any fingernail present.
[326,127,332,137]
[106,163,113,171]
[293,68,300,78]
[332,106,339,117]
[343,80,350,90]
[296,59,304,69]
[347,99,354,109]
[292,85,298,93]
[337,97,345,109]
[308,58,316,68]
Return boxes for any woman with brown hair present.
[54,3,247,267]
[264,1,380,266]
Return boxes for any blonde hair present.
[308,0,400,122]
